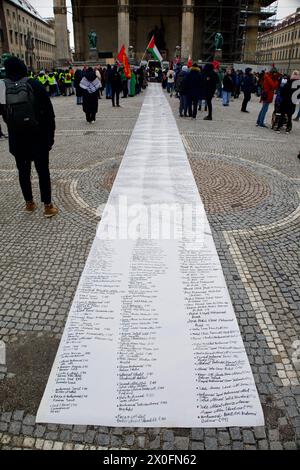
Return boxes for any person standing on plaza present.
[184,63,202,119]
[276,70,300,133]
[0,57,58,217]
[241,67,255,113]
[74,68,84,105]
[203,63,218,120]
[79,67,101,123]
[256,67,279,128]
[177,65,189,117]
[167,66,175,97]
[104,64,112,99]
[109,65,122,107]
[222,68,234,106]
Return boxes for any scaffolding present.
[201,0,278,63]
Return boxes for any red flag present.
[117,45,131,79]
[212,60,220,70]
[146,35,155,50]
[187,55,193,68]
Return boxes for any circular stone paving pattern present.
[189,158,272,214]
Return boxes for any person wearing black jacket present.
[276,70,300,133]
[108,65,122,107]
[222,68,234,106]
[0,57,58,217]
[203,63,218,120]
[183,64,203,119]
[241,68,255,113]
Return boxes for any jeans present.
[256,102,269,126]
[15,152,51,204]
[106,83,112,98]
[179,95,188,116]
[167,83,175,95]
[222,90,231,105]
[241,92,251,111]
[76,96,83,105]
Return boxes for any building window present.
[9,30,13,44]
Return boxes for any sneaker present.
[44,203,59,218]
[241,110,249,113]
[25,201,36,213]
[204,116,212,120]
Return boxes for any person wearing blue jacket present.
[241,68,255,113]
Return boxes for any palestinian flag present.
[117,45,131,79]
[147,36,163,62]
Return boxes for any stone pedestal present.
[181,0,194,62]
[88,49,98,62]
[214,50,223,61]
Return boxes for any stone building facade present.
[256,8,300,74]
[0,0,56,71]
[70,0,277,64]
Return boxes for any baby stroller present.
[271,89,287,131]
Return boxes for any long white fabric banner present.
[37,84,264,427]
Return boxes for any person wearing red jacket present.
[256,67,279,128]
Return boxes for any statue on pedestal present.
[214,32,223,50]
[88,31,97,50]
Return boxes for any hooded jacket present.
[0,57,55,157]
[183,66,203,97]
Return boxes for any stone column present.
[181,0,194,62]
[53,0,70,66]
[73,1,84,62]
[243,0,260,63]
[118,0,130,51]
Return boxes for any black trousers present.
[15,152,51,204]
[188,96,199,118]
[206,97,213,118]
[85,112,96,122]
[112,88,120,106]
[241,92,251,111]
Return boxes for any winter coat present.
[222,74,234,93]
[108,69,122,91]
[241,73,255,94]
[261,73,279,103]
[203,65,218,99]
[176,70,188,94]
[82,89,99,114]
[0,78,55,158]
[74,69,83,97]
[183,66,202,98]
[279,78,298,115]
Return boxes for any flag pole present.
[141,35,153,63]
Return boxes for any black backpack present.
[5,77,39,132]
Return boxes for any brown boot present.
[25,201,36,212]
[44,203,59,218]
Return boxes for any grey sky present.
[29,0,300,49]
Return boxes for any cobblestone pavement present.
[0,88,300,450]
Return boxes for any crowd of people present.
[163,62,300,135]
[0,56,299,219]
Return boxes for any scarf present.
[79,77,100,94]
